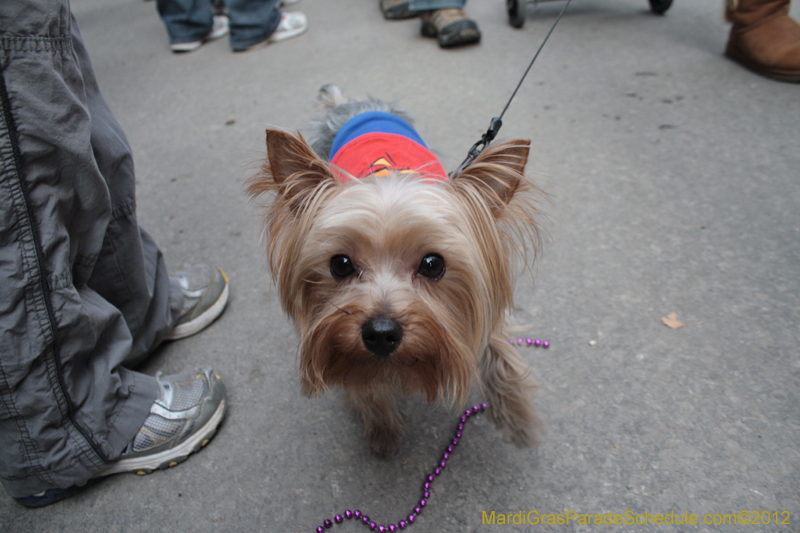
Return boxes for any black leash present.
[452,0,573,178]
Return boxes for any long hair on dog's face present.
[248,130,542,408]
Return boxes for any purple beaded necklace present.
[314,339,549,533]
[511,337,550,349]
[314,403,485,533]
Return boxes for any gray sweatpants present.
[0,1,182,499]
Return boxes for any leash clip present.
[452,116,502,178]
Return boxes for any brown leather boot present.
[725,0,800,82]
[420,8,481,48]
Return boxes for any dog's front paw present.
[346,389,405,458]
[366,423,404,458]
[488,403,543,448]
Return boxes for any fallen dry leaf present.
[661,312,684,329]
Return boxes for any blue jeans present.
[409,0,467,10]
[156,0,282,51]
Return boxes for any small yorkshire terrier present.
[248,84,545,457]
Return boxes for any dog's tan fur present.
[248,115,545,456]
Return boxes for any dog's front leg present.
[480,330,543,447]
[346,388,404,458]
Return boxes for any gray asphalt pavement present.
[2,0,799,531]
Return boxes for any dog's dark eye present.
[418,254,445,280]
[330,255,356,279]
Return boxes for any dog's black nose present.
[361,316,403,357]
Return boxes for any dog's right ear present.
[246,129,337,208]
[451,140,530,217]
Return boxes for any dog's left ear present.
[247,129,337,208]
[452,140,530,215]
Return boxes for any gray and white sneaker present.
[166,264,229,341]
[16,368,226,507]
[268,11,308,43]
[170,15,230,53]
[236,11,307,51]
[96,367,226,477]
